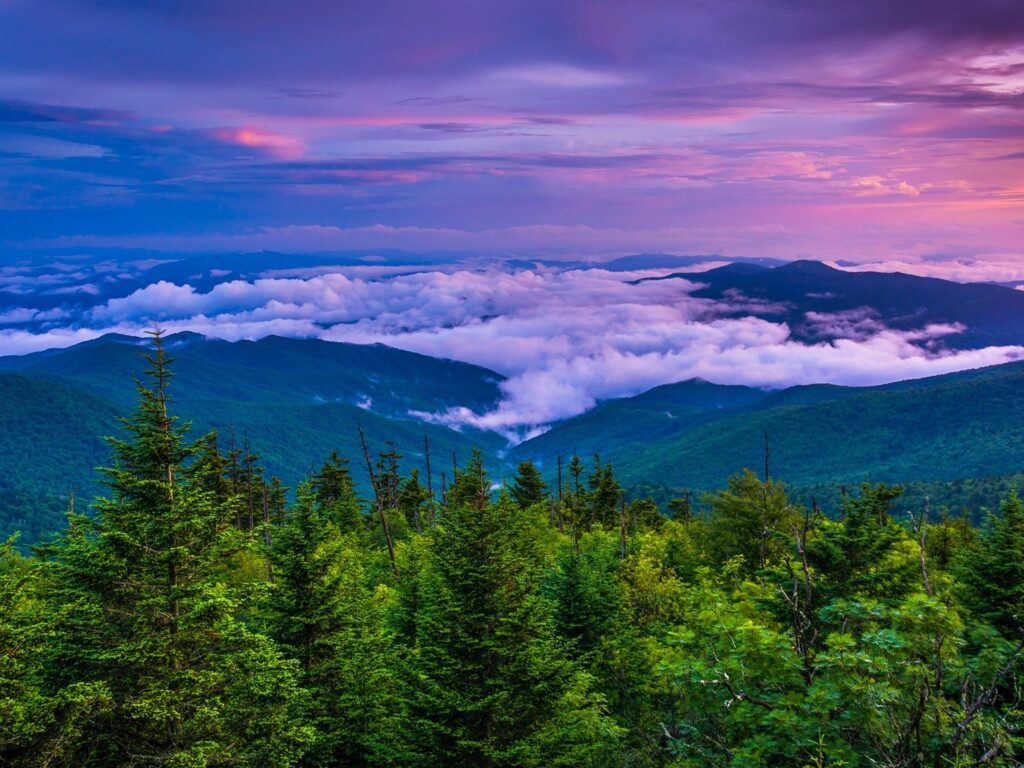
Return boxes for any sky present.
[2,1,1024,435]
[0,0,1022,265]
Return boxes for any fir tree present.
[42,330,311,767]
[445,448,490,510]
[0,536,111,767]
[587,457,621,530]
[311,451,363,534]
[705,469,800,572]
[509,460,547,510]
[404,493,617,766]
[270,481,400,767]
[957,492,1024,635]
[397,469,430,533]
[808,482,914,601]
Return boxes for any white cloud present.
[4,263,1024,438]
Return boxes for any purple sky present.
[1,0,1023,268]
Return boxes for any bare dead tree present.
[952,637,1024,754]
[262,484,274,584]
[358,426,397,576]
[423,433,435,528]
[910,498,933,598]
[763,429,770,483]
[780,503,819,686]
[619,490,628,559]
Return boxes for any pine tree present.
[808,482,913,600]
[266,476,289,526]
[270,481,400,767]
[587,457,621,530]
[957,492,1024,635]
[509,460,547,510]
[0,536,111,767]
[705,469,799,572]
[42,330,311,767]
[563,455,590,539]
[445,448,490,510]
[547,534,655,763]
[404,491,617,767]
[397,469,429,532]
[311,451,363,534]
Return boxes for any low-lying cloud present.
[3,263,1024,440]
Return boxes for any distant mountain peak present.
[773,260,841,275]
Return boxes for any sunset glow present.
[0,0,1020,268]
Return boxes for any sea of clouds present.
[3,260,1023,440]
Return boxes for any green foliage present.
[0,537,112,766]
[509,460,548,509]
[270,482,399,766]
[401,492,619,766]
[1,336,1023,767]
[704,469,800,572]
[957,493,1024,635]
[808,483,917,601]
[40,333,311,766]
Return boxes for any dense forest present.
[1,333,1022,767]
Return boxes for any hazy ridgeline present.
[0,332,1022,767]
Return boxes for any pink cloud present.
[209,126,307,159]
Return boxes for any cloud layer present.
[5,262,1022,439]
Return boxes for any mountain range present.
[4,259,1024,543]
[639,260,1024,349]
[0,333,506,543]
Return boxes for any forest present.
[1,332,1021,767]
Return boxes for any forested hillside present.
[0,333,506,543]
[5,333,1024,545]
[1,332,1021,767]
[516,361,1024,515]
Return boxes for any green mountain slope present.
[512,360,1024,492]
[513,378,770,461]
[0,373,118,543]
[7,332,1024,544]
[0,334,507,544]
[0,332,504,417]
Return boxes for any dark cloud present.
[270,87,341,100]
[0,99,136,124]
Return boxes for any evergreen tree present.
[957,492,1024,635]
[704,469,799,572]
[311,451,363,534]
[266,476,289,526]
[42,331,311,767]
[270,482,400,767]
[404,493,618,766]
[563,455,590,539]
[587,458,622,530]
[445,448,490,510]
[547,534,654,762]
[509,460,547,510]
[397,469,430,533]
[808,482,914,601]
[0,537,111,767]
